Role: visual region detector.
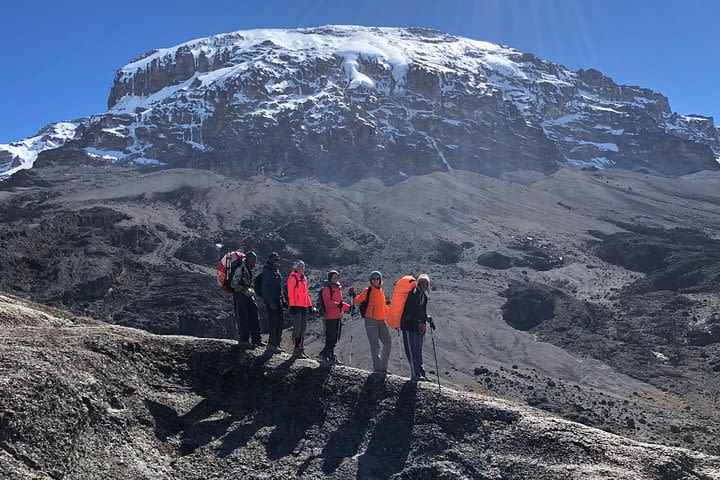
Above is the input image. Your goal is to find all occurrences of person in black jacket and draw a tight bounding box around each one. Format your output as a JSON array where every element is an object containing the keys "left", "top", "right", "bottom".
[
  {"left": 400, "top": 273, "right": 435, "bottom": 381},
  {"left": 260, "top": 252, "right": 284, "bottom": 353}
]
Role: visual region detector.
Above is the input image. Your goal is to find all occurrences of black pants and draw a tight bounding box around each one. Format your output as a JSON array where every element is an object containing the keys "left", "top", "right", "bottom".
[
  {"left": 234, "top": 293, "right": 260, "bottom": 343},
  {"left": 320, "top": 318, "right": 342, "bottom": 357},
  {"left": 266, "top": 302, "right": 284, "bottom": 347}
]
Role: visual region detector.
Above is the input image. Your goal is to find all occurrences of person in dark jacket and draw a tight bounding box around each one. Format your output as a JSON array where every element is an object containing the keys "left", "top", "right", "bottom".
[
  {"left": 318, "top": 270, "right": 350, "bottom": 364},
  {"left": 230, "top": 251, "right": 264, "bottom": 347},
  {"left": 400, "top": 273, "right": 434, "bottom": 381},
  {"left": 260, "top": 252, "right": 284, "bottom": 353}
]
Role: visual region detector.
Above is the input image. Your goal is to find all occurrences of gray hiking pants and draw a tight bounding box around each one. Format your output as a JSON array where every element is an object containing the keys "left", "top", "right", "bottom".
[
  {"left": 365, "top": 318, "right": 391, "bottom": 371},
  {"left": 290, "top": 307, "right": 309, "bottom": 345}
]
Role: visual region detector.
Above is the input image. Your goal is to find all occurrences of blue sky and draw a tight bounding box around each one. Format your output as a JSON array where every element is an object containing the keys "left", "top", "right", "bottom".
[{"left": 2, "top": 0, "right": 718, "bottom": 143}]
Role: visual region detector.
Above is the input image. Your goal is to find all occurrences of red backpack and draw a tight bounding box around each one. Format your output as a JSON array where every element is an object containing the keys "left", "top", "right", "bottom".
[{"left": 217, "top": 251, "right": 246, "bottom": 293}]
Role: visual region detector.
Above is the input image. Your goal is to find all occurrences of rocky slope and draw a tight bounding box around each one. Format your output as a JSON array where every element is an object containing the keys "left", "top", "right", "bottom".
[
  {"left": 1, "top": 292, "right": 719, "bottom": 480},
  {"left": 2, "top": 162, "right": 720, "bottom": 456},
  {"left": 2, "top": 26, "right": 719, "bottom": 180}
]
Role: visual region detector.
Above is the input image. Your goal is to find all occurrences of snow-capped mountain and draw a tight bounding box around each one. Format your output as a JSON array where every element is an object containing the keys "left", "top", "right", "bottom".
[{"left": 2, "top": 26, "right": 719, "bottom": 179}]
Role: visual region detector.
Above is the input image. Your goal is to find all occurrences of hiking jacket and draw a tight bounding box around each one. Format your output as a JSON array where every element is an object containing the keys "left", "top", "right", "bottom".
[
  {"left": 321, "top": 281, "right": 350, "bottom": 320},
  {"left": 261, "top": 263, "right": 282, "bottom": 305},
  {"left": 288, "top": 271, "right": 312, "bottom": 308},
  {"left": 354, "top": 285, "right": 389, "bottom": 322},
  {"left": 230, "top": 261, "right": 254, "bottom": 295},
  {"left": 400, "top": 287, "right": 428, "bottom": 331}
]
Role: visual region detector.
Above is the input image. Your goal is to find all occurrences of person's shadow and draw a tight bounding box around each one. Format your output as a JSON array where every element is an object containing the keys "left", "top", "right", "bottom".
[
  {"left": 319, "top": 373, "right": 389, "bottom": 474},
  {"left": 356, "top": 381, "right": 418, "bottom": 479}
]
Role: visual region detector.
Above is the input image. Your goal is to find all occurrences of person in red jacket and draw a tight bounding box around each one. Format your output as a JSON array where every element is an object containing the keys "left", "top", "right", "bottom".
[
  {"left": 318, "top": 270, "right": 350, "bottom": 364},
  {"left": 287, "top": 260, "right": 312, "bottom": 358},
  {"left": 353, "top": 271, "right": 391, "bottom": 374}
]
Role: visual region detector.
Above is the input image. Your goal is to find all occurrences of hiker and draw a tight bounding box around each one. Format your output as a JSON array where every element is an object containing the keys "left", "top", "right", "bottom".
[
  {"left": 230, "top": 251, "right": 264, "bottom": 347},
  {"left": 318, "top": 270, "right": 350, "bottom": 364},
  {"left": 260, "top": 252, "right": 284, "bottom": 353},
  {"left": 354, "top": 271, "right": 391, "bottom": 374},
  {"left": 287, "top": 260, "right": 312, "bottom": 358},
  {"left": 400, "top": 273, "right": 435, "bottom": 381}
]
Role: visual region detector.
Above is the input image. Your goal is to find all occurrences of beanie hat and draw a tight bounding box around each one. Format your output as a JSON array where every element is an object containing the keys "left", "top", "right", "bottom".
[
  {"left": 246, "top": 251, "right": 257, "bottom": 259},
  {"left": 369, "top": 270, "right": 382, "bottom": 285},
  {"left": 417, "top": 273, "right": 430, "bottom": 287},
  {"left": 327, "top": 270, "right": 339, "bottom": 281},
  {"left": 293, "top": 260, "right": 305, "bottom": 271}
]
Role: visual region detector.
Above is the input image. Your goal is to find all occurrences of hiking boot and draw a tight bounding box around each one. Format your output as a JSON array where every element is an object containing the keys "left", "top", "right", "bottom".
[
  {"left": 331, "top": 357, "right": 343, "bottom": 366},
  {"left": 293, "top": 348, "right": 309, "bottom": 359},
  {"left": 252, "top": 340, "right": 267, "bottom": 348},
  {"left": 418, "top": 375, "right": 431, "bottom": 382},
  {"left": 317, "top": 354, "right": 331, "bottom": 363},
  {"left": 373, "top": 368, "right": 388, "bottom": 375},
  {"left": 265, "top": 345, "right": 281, "bottom": 354}
]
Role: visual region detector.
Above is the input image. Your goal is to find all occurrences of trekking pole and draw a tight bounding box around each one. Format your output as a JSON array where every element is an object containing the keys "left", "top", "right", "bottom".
[
  {"left": 348, "top": 289, "right": 356, "bottom": 367},
  {"left": 430, "top": 323, "right": 441, "bottom": 398}
]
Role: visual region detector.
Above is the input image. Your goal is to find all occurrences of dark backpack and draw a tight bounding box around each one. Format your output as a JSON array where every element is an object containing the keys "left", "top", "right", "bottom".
[
  {"left": 254, "top": 270, "right": 264, "bottom": 299},
  {"left": 316, "top": 286, "right": 327, "bottom": 316},
  {"left": 359, "top": 287, "right": 372, "bottom": 318}
]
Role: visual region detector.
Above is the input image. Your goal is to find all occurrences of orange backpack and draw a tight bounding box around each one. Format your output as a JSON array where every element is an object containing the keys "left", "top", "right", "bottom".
[
  {"left": 386, "top": 275, "right": 417, "bottom": 329},
  {"left": 217, "top": 251, "right": 246, "bottom": 293}
]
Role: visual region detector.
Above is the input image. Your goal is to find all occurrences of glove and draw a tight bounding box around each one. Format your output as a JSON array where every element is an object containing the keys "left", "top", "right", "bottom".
[
  {"left": 418, "top": 323, "right": 427, "bottom": 334},
  {"left": 270, "top": 302, "right": 278, "bottom": 311},
  {"left": 342, "top": 302, "right": 351, "bottom": 312},
  {"left": 337, "top": 302, "right": 343, "bottom": 309},
  {"left": 428, "top": 316, "right": 436, "bottom": 330},
  {"left": 349, "top": 287, "right": 356, "bottom": 297},
  {"left": 309, "top": 306, "right": 317, "bottom": 314}
]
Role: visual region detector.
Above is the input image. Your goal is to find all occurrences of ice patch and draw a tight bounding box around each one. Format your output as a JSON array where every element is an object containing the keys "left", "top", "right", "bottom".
[
  {"left": 652, "top": 351, "right": 669, "bottom": 362},
  {"left": 134, "top": 157, "right": 167, "bottom": 167}
]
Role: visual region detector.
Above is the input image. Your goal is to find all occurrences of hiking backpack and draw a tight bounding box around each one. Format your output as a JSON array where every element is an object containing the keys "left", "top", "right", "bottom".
[
  {"left": 359, "top": 287, "right": 373, "bottom": 318},
  {"left": 386, "top": 275, "right": 417, "bottom": 328},
  {"left": 254, "top": 270, "right": 264, "bottom": 299},
  {"left": 217, "top": 251, "right": 246, "bottom": 293},
  {"left": 316, "top": 286, "right": 327, "bottom": 316}
]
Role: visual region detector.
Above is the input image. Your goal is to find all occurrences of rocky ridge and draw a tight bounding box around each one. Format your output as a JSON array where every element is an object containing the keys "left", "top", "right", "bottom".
[{"left": 1, "top": 292, "right": 719, "bottom": 480}]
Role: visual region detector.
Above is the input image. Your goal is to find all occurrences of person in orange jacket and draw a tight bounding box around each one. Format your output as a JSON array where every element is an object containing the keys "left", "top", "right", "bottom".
[
  {"left": 288, "top": 260, "right": 312, "bottom": 358},
  {"left": 353, "top": 271, "right": 391, "bottom": 374},
  {"left": 318, "top": 270, "right": 350, "bottom": 364}
]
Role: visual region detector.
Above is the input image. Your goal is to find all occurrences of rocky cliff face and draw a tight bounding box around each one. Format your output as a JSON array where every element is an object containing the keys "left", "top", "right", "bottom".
[
  {"left": 2, "top": 26, "right": 719, "bottom": 180},
  {"left": 1, "top": 292, "right": 719, "bottom": 479}
]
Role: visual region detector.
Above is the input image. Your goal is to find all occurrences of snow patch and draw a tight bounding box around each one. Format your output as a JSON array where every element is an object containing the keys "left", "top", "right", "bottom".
[
  {"left": 0, "top": 122, "right": 78, "bottom": 177},
  {"left": 84, "top": 147, "right": 125, "bottom": 160},
  {"left": 134, "top": 157, "right": 167, "bottom": 167}
]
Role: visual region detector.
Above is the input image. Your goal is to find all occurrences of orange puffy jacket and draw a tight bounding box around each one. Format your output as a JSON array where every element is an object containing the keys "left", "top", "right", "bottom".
[
  {"left": 353, "top": 286, "right": 389, "bottom": 321},
  {"left": 288, "top": 271, "right": 312, "bottom": 307}
]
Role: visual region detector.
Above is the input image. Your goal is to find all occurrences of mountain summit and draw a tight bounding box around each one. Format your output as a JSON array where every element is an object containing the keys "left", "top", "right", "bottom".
[{"left": 2, "top": 25, "right": 719, "bottom": 179}]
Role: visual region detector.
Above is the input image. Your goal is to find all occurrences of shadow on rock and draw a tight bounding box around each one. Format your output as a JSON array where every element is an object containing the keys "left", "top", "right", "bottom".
[{"left": 356, "top": 381, "right": 418, "bottom": 480}]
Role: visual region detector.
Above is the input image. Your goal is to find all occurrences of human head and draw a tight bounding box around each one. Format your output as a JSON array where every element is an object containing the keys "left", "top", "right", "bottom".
[
  {"left": 417, "top": 273, "right": 430, "bottom": 292},
  {"left": 369, "top": 271, "right": 382, "bottom": 286},
  {"left": 246, "top": 251, "right": 257, "bottom": 268},
  {"left": 293, "top": 260, "right": 305, "bottom": 273},
  {"left": 327, "top": 270, "right": 339, "bottom": 283},
  {"left": 267, "top": 251, "right": 280, "bottom": 266}
]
